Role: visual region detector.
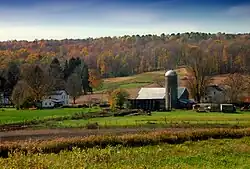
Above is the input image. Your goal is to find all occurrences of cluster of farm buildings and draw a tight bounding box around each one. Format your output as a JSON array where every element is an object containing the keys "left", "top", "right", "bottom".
[
  {"left": 129, "top": 70, "right": 238, "bottom": 112},
  {"left": 0, "top": 90, "right": 69, "bottom": 109},
  {"left": 0, "top": 70, "right": 245, "bottom": 111}
]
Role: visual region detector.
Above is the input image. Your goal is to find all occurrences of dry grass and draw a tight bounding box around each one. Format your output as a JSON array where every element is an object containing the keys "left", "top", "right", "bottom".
[
  {"left": 76, "top": 93, "right": 109, "bottom": 104},
  {"left": 104, "top": 76, "right": 135, "bottom": 83}
]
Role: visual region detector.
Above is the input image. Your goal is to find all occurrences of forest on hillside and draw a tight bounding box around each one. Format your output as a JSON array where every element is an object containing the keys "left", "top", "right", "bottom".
[{"left": 1, "top": 32, "right": 250, "bottom": 78}]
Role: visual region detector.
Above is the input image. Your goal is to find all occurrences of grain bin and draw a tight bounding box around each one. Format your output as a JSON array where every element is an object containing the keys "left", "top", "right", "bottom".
[{"left": 165, "top": 70, "right": 178, "bottom": 110}]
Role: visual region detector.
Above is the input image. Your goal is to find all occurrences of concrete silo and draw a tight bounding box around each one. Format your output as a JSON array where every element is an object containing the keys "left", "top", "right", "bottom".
[{"left": 165, "top": 70, "right": 178, "bottom": 110}]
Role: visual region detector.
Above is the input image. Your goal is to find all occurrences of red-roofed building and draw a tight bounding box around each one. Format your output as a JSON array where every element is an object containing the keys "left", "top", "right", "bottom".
[{"left": 242, "top": 96, "right": 250, "bottom": 103}]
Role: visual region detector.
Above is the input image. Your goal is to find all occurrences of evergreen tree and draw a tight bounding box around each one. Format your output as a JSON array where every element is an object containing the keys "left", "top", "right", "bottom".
[
  {"left": 63, "top": 60, "right": 69, "bottom": 80},
  {"left": 49, "top": 58, "right": 65, "bottom": 90}
]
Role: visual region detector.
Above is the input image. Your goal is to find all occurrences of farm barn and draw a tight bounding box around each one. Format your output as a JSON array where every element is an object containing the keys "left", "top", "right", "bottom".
[{"left": 129, "top": 70, "right": 194, "bottom": 111}]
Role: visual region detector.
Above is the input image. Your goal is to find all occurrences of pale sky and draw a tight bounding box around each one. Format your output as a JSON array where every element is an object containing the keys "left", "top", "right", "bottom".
[{"left": 0, "top": 0, "right": 250, "bottom": 41}]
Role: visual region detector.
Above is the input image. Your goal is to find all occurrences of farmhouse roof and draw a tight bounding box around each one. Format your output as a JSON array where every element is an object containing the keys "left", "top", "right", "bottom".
[
  {"left": 136, "top": 87, "right": 186, "bottom": 100},
  {"left": 206, "top": 85, "right": 225, "bottom": 92},
  {"left": 49, "top": 90, "right": 67, "bottom": 95}
]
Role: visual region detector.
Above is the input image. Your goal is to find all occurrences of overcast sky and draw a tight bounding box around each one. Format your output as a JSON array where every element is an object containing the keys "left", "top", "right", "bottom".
[{"left": 0, "top": 0, "right": 250, "bottom": 40}]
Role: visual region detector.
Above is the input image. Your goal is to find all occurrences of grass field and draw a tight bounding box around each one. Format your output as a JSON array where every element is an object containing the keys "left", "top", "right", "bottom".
[
  {"left": 95, "top": 71, "right": 165, "bottom": 92},
  {"left": 98, "top": 67, "right": 226, "bottom": 92},
  {"left": 1, "top": 137, "right": 250, "bottom": 168},
  {"left": 0, "top": 108, "right": 99, "bottom": 125},
  {"left": 2, "top": 108, "right": 250, "bottom": 128},
  {"left": 45, "top": 111, "right": 250, "bottom": 128}
]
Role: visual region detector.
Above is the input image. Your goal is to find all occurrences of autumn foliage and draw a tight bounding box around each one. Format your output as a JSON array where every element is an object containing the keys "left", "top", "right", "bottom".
[
  {"left": 0, "top": 33, "right": 249, "bottom": 80},
  {"left": 108, "top": 88, "right": 130, "bottom": 110},
  {"left": 88, "top": 69, "right": 103, "bottom": 90}
]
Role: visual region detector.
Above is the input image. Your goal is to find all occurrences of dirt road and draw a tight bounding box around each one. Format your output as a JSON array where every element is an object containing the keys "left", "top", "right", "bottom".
[{"left": 0, "top": 127, "right": 188, "bottom": 142}]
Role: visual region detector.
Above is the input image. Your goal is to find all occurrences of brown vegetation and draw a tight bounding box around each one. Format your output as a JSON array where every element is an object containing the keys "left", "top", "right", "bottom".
[
  {"left": 222, "top": 73, "right": 250, "bottom": 103},
  {"left": 1, "top": 128, "right": 250, "bottom": 158}
]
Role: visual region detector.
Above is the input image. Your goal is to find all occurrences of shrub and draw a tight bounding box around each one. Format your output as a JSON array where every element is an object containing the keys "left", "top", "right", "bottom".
[
  {"left": 108, "top": 88, "right": 130, "bottom": 111},
  {"left": 86, "top": 122, "right": 99, "bottom": 129}
]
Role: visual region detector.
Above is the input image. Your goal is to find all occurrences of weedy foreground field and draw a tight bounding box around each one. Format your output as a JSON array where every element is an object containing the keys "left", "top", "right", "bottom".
[{"left": 1, "top": 137, "right": 250, "bottom": 169}]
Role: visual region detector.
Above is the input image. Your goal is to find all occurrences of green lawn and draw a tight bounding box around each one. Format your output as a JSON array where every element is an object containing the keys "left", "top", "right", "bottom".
[
  {"left": 2, "top": 137, "right": 250, "bottom": 168},
  {"left": 0, "top": 108, "right": 99, "bottom": 125},
  {"left": 47, "top": 110, "right": 250, "bottom": 128},
  {"left": 2, "top": 108, "right": 250, "bottom": 128}
]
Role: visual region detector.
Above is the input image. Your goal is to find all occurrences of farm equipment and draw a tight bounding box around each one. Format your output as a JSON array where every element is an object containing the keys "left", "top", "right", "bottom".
[
  {"left": 241, "top": 105, "right": 250, "bottom": 111},
  {"left": 220, "top": 104, "right": 236, "bottom": 113}
]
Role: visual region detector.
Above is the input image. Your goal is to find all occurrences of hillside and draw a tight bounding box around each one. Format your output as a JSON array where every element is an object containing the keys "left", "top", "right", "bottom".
[
  {"left": 76, "top": 67, "right": 228, "bottom": 104},
  {"left": 0, "top": 33, "right": 250, "bottom": 79}
]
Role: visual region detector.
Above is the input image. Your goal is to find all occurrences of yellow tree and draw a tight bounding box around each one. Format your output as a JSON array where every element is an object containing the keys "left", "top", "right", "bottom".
[{"left": 88, "top": 69, "right": 103, "bottom": 90}]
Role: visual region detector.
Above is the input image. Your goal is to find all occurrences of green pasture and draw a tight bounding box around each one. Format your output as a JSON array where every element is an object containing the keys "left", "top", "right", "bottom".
[
  {"left": 46, "top": 110, "right": 250, "bottom": 128},
  {"left": 2, "top": 137, "right": 250, "bottom": 168},
  {"left": 95, "top": 71, "right": 165, "bottom": 91},
  {"left": 0, "top": 108, "right": 100, "bottom": 125},
  {"left": 2, "top": 108, "right": 250, "bottom": 128}
]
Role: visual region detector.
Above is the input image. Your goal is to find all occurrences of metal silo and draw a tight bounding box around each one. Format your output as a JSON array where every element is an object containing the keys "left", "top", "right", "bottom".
[{"left": 165, "top": 70, "right": 178, "bottom": 110}]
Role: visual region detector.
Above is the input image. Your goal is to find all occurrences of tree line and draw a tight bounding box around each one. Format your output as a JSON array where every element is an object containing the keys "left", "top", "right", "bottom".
[
  {"left": 0, "top": 57, "right": 93, "bottom": 108},
  {"left": 0, "top": 32, "right": 250, "bottom": 105},
  {"left": 0, "top": 32, "right": 250, "bottom": 79}
]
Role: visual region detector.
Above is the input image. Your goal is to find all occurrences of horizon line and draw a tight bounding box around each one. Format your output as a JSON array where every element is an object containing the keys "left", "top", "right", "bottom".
[{"left": 1, "top": 31, "right": 249, "bottom": 42}]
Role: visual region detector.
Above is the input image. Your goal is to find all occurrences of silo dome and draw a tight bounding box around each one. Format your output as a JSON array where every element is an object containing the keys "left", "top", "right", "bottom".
[{"left": 165, "top": 70, "right": 177, "bottom": 77}]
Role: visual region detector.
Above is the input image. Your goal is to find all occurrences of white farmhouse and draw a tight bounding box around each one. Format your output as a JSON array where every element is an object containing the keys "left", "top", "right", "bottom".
[
  {"left": 0, "top": 93, "right": 9, "bottom": 105},
  {"left": 201, "top": 85, "right": 227, "bottom": 104},
  {"left": 42, "top": 90, "right": 70, "bottom": 108}
]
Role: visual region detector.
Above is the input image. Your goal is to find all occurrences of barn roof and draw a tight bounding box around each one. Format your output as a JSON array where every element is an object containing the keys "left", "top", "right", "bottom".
[
  {"left": 136, "top": 87, "right": 187, "bottom": 100},
  {"left": 178, "top": 87, "right": 186, "bottom": 98},
  {"left": 137, "top": 88, "right": 165, "bottom": 99},
  {"left": 206, "top": 85, "right": 224, "bottom": 92}
]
